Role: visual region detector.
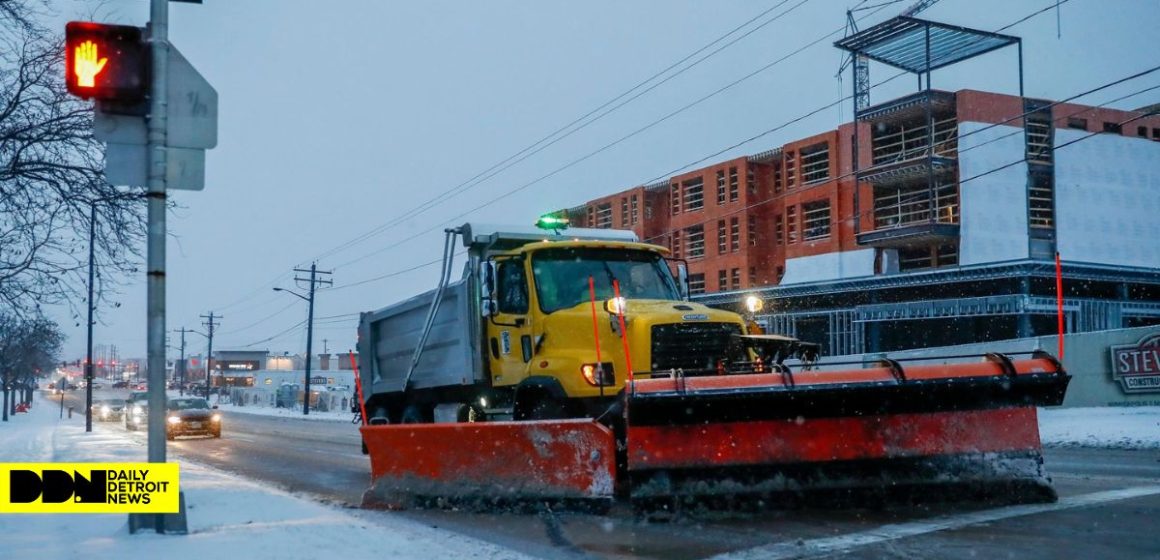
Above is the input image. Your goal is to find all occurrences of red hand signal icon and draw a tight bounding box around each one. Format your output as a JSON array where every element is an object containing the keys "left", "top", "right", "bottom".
[{"left": 74, "top": 40, "right": 108, "bottom": 88}]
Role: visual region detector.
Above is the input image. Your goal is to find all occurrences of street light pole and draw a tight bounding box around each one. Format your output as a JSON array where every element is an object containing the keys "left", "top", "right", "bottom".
[
  {"left": 275, "top": 263, "right": 331, "bottom": 416},
  {"left": 200, "top": 313, "right": 219, "bottom": 400}
]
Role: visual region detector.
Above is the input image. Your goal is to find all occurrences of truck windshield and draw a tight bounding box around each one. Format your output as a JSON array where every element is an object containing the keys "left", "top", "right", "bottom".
[{"left": 531, "top": 247, "right": 680, "bottom": 313}]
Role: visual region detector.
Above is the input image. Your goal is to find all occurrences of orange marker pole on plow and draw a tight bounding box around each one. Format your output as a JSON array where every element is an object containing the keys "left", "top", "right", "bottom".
[
  {"left": 612, "top": 280, "right": 634, "bottom": 383},
  {"left": 350, "top": 349, "right": 368, "bottom": 426},
  {"left": 589, "top": 276, "right": 604, "bottom": 397},
  {"left": 1055, "top": 252, "right": 1065, "bottom": 361}
]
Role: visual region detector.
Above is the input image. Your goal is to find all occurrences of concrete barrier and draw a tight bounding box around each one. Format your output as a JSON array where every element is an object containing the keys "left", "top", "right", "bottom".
[{"left": 819, "top": 325, "right": 1160, "bottom": 408}]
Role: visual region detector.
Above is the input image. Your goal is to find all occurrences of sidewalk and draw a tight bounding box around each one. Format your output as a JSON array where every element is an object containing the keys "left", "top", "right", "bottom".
[{"left": 0, "top": 394, "right": 532, "bottom": 560}]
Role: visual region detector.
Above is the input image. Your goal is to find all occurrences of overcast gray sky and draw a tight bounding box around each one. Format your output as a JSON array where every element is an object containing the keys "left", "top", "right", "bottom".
[{"left": 43, "top": 0, "right": 1160, "bottom": 360}]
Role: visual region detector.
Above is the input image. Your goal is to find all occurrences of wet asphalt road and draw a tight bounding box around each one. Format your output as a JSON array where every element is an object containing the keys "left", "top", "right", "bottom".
[{"left": 68, "top": 388, "right": 1160, "bottom": 559}]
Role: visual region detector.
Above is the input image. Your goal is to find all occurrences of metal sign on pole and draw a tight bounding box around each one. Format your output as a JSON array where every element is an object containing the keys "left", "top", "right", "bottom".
[{"left": 95, "top": 43, "right": 216, "bottom": 190}]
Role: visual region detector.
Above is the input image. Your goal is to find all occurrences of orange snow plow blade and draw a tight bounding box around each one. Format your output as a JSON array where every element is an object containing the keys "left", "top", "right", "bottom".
[
  {"left": 361, "top": 419, "right": 616, "bottom": 509},
  {"left": 624, "top": 352, "right": 1070, "bottom": 506}
]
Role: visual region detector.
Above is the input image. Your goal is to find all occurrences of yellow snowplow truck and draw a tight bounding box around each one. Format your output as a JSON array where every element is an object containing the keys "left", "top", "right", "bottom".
[{"left": 356, "top": 221, "right": 1070, "bottom": 510}]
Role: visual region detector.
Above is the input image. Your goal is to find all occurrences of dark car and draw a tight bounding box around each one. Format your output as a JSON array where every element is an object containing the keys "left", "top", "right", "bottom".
[
  {"left": 165, "top": 397, "right": 221, "bottom": 439},
  {"left": 95, "top": 399, "right": 126, "bottom": 422},
  {"left": 123, "top": 391, "right": 150, "bottom": 430},
  {"left": 112, "top": 381, "right": 129, "bottom": 389}
]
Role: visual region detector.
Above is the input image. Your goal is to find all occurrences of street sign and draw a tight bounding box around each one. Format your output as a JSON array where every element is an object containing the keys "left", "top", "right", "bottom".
[
  {"left": 95, "top": 44, "right": 216, "bottom": 190},
  {"left": 105, "top": 143, "right": 206, "bottom": 191}
]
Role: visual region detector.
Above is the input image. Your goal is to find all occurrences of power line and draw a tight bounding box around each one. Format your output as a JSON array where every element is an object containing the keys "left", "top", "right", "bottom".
[
  {"left": 308, "top": 0, "right": 813, "bottom": 266},
  {"left": 325, "top": 5, "right": 902, "bottom": 273}
]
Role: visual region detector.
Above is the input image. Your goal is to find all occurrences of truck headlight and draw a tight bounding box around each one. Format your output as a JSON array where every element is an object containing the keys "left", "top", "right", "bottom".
[
  {"left": 581, "top": 363, "right": 614, "bottom": 386},
  {"left": 745, "top": 295, "right": 764, "bottom": 313},
  {"left": 211, "top": 414, "right": 221, "bottom": 422},
  {"left": 167, "top": 416, "right": 181, "bottom": 424},
  {"left": 100, "top": 405, "right": 110, "bottom": 414},
  {"left": 604, "top": 297, "right": 627, "bottom": 315},
  {"left": 133, "top": 405, "right": 145, "bottom": 415}
]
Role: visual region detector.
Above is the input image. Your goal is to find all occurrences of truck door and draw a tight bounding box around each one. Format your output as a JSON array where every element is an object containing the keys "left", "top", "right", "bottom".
[{"left": 486, "top": 257, "right": 533, "bottom": 387}]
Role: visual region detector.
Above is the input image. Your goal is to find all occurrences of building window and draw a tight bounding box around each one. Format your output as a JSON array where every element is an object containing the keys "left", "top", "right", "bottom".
[
  {"left": 716, "top": 170, "right": 726, "bottom": 205},
  {"left": 587, "top": 206, "right": 595, "bottom": 227},
  {"left": 730, "top": 217, "right": 740, "bottom": 252},
  {"left": 595, "top": 203, "right": 612, "bottom": 229},
  {"left": 1067, "top": 117, "right": 1087, "bottom": 130},
  {"left": 671, "top": 230, "right": 681, "bottom": 259},
  {"left": 784, "top": 151, "right": 796, "bottom": 189},
  {"left": 1102, "top": 122, "right": 1122, "bottom": 134},
  {"left": 800, "top": 142, "right": 830, "bottom": 184},
  {"left": 683, "top": 178, "right": 704, "bottom": 212},
  {"left": 898, "top": 244, "right": 959, "bottom": 271},
  {"left": 685, "top": 225, "right": 705, "bottom": 259},
  {"left": 645, "top": 201, "right": 653, "bottom": 220},
  {"left": 1153, "top": 128, "right": 1160, "bottom": 140},
  {"left": 787, "top": 205, "right": 798, "bottom": 244},
  {"left": 776, "top": 266, "right": 785, "bottom": 283},
  {"left": 773, "top": 162, "right": 783, "bottom": 194},
  {"left": 728, "top": 167, "right": 739, "bottom": 202},
  {"left": 775, "top": 214, "right": 784, "bottom": 245},
  {"left": 730, "top": 268, "right": 740, "bottom": 290},
  {"left": 802, "top": 200, "right": 831, "bottom": 240},
  {"left": 718, "top": 270, "right": 728, "bottom": 291},
  {"left": 748, "top": 267, "right": 756, "bottom": 285},
  {"left": 747, "top": 167, "right": 757, "bottom": 196},
  {"left": 620, "top": 197, "right": 629, "bottom": 227},
  {"left": 1138, "top": 126, "right": 1149, "bottom": 138},
  {"left": 671, "top": 184, "right": 680, "bottom": 215},
  {"left": 717, "top": 220, "right": 727, "bottom": 254},
  {"left": 748, "top": 214, "right": 757, "bottom": 246},
  {"left": 631, "top": 195, "right": 639, "bottom": 224},
  {"left": 688, "top": 273, "right": 706, "bottom": 295}
]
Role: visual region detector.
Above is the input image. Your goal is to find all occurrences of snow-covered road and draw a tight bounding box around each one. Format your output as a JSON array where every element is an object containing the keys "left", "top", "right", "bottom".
[{"left": 0, "top": 395, "right": 532, "bottom": 560}]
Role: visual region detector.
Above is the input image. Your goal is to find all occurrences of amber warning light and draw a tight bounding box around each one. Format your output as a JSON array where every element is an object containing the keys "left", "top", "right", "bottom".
[{"left": 64, "top": 22, "right": 147, "bottom": 101}]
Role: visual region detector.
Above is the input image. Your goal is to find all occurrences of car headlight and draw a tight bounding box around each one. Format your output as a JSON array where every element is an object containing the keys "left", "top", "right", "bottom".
[
  {"left": 133, "top": 405, "right": 145, "bottom": 414},
  {"left": 101, "top": 406, "right": 110, "bottom": 413},
  {"left": 211, "top": 414, "right": 221, "bottom": 422},
  {"left": 167, "top": 416, "right": 181, "bottom": 424}
]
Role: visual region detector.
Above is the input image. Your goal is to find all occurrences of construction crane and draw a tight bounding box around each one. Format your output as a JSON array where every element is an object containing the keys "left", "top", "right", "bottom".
[{"left": 839, "top": 0, "right": 941, "bottom": 112}]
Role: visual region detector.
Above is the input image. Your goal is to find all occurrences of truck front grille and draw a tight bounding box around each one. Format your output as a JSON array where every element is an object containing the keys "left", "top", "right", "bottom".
[{"left": 650, "top": 322, "right": 740, "bottom": 373}]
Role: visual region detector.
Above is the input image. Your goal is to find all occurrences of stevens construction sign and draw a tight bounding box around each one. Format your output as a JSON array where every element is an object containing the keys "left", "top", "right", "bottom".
[{"left": 1110, "top": 333, "right": 1160, "bottom": 394}]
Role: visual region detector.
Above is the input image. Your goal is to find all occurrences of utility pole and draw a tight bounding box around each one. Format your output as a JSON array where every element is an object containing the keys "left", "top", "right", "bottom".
[
  {"left": 200, "top": 313, "right": 220, "bottom": 400},
  {"left": 173, "top": 328, "right": 188, "bottom": 396},
  {"left": 279, "top": 264, "right": 331, "bottom": 415}
]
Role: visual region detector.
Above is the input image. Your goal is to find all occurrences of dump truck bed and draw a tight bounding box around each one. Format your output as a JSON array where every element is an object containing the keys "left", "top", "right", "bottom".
[{"left": 358, "top": 277, "right": 482, "bottom": 396}]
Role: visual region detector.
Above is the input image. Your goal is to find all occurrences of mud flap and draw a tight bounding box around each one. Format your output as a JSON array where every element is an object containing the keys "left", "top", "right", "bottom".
[{"left": 361, "top": 419, "right": 616, "bottom": 510}]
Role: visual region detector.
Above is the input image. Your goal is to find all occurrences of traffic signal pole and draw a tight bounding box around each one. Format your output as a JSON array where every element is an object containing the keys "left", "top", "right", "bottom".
[{"left": 145, "top": 0, "right": 168, "bottom": 469}]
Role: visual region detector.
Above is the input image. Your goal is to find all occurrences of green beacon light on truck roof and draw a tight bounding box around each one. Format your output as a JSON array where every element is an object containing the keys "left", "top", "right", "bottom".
[{"left": 535, "top": 214, "right": 570, "bottom": 233}]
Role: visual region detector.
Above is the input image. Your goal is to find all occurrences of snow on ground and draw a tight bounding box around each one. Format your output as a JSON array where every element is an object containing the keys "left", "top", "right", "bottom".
[
  {"left": 214, "top": 402, "right": 355, "bottom": 422},
  {"left": 1039, "top": 406, "right": 1160, "bottom": 449},
  {"left": 0, "top": 394, "right": 532, "bottom": 560}
]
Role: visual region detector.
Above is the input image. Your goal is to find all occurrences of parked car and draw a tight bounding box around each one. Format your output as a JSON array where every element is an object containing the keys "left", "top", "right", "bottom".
[
  {"left": 112, "top": 381, "right": 129, "bottom": 389},
  {"left": 123, "top": 391, "right": 150, "bottom": 430},
  {"left": 165, "top": 397, "right": 221, "bottom": 440},
  {"left": 95, "top": 399, "right": 126, "bottom": 422}
]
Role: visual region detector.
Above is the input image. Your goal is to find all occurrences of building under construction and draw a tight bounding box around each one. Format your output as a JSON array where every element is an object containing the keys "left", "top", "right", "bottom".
[{"left": 557, "top": 16, "right": 1160, "bottom": 356}]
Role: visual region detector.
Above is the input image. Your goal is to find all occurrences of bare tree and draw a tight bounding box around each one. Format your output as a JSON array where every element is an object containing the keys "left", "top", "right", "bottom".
[
  {"left": 0, "top": 312, "right": 63, "bottom": 420},
  {"left": 0, "top": 0, "right": 145, "bottom": 319}
]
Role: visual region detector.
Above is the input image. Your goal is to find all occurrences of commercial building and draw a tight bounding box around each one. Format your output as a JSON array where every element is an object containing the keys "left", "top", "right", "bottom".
[{"left": 557, "top": 16, "right": 1160, "bottom": 355}]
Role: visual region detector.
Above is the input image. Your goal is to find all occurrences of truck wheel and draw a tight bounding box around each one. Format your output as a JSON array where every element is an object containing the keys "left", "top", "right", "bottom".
[
  {"left": 400, "top": 404, "right": 432, "bottom": 424},
  {"left": 527, "top": 397, "right": 570, "bottom": 420}
]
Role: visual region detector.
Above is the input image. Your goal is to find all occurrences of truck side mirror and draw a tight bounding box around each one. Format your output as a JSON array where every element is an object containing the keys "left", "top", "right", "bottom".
[
  {"left": 481, "top": 260, "right": 497, "bottom": 317},
  {"left": 677, "top": 262, "right": 690, "bottom": 301}
]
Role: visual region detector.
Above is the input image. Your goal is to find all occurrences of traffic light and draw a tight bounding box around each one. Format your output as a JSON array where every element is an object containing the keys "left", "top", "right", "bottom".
[{"left": 64, "top": 22, "right": 147, "bottom": 101}]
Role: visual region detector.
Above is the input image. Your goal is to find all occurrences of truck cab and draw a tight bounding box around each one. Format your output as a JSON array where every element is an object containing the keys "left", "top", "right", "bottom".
[{"left": 485, "top": 239, "right": 746, "bottom": 418}]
